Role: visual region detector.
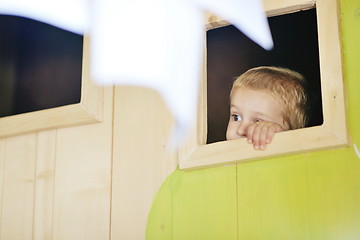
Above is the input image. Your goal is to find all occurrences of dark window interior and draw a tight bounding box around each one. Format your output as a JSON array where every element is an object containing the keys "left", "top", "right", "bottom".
[
  {"left": 0, "top": 15, "right": 83, "bottom": 118},
  {"left": 206, "top": 8, "right": 323, "bottom": 144}
]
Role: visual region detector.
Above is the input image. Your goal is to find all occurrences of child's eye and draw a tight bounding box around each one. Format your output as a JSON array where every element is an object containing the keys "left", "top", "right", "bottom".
[
  {"left": 254, "top": 119, "right": 263, "bottom": 123},
  {"left": 231, "top": 114, "right": 242, "bottom": 121}
]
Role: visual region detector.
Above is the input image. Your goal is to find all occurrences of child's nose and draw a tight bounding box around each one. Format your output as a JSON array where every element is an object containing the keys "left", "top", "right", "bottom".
[{"left": 236, "top": 121, "right": 249, "bottom": 137}]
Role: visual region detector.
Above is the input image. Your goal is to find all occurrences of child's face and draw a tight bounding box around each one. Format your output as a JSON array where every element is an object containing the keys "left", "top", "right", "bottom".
[{"left": 226, "top": 87, "right": 289, "bottom": 140}]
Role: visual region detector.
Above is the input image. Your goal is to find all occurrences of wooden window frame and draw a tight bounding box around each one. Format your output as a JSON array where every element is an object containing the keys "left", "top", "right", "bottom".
[
  {"left": 0, "top": 36, "right": 104, "bottom": 138},
  {"left": 179, "top": 0, "right": 349, "bottom": 170}
]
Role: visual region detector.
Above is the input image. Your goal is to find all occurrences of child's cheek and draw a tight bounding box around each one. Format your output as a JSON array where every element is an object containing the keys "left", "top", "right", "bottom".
[{"left": 226, "top": 123, "right": 236, "bottom": 140}]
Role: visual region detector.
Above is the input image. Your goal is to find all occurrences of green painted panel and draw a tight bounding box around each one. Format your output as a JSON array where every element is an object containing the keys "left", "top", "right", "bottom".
[
  {"left": 146, "top": 170, "right": 173, "bottom": 240},
  {"left": 147, "top": 0, "right": 360, "bottom": 239},
  {"left": 341, "top": 0, "right": 360, "bottom": 145},
  {"left": 237, "top": 154, "right": 311, "bottom": 239},
  {"left": 147, "top": 166, "right": 238, "bottom": 240},
  {"left": 237, "top": 148, "right": 360, "bottom": 239}
]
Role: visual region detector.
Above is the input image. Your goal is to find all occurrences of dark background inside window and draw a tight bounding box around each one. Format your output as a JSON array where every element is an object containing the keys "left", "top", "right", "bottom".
[
  {"left": 0, "top": 15, "right": 83, "bottom": 118},
  {"left": 206, "top": 8, "right": 323, "bottom": 144}
]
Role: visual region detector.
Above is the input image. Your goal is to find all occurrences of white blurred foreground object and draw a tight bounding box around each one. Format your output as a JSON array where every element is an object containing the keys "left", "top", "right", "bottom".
[{"left": 0, "top": 0, "right": 273, "bottom": 146}]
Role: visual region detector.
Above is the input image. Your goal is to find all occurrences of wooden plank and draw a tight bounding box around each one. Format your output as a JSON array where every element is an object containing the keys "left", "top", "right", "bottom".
[
  {"left": 262, "top": 0, "right": 315, "bottom": 16},
  {"left": 180, "top": 126, "right": 347, "bottom": 170},
  {"left": 205, "top": 0, "right": 315, "bottom": 28},
  {"left": 33, "top": 130, "right": 57, "bottom": 240},
  {"left": 111, "top": 86, "right": 178, "bottom": 240},
  {"left": 316, "top": 0, "right": 348, "bottom": 141},
  {"left": 52, "top": 87, "right": 113, "bottom": 240},
  {"left": 79, "top": 36, "right": 104, "bottom": 122},
  {"left": 179, "top": 43, "right": 207, "bottom": 164},
  {"left": 0, "top": 134, "right": 37, "bottom": 240},
  {"left": 0, "top": 104, "right": 99, "bottom": 142}
]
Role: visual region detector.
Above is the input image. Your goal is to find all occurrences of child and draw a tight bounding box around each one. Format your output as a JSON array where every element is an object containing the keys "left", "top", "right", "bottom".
[{"left": 226, "top": 66, "right": 309, "bottom": 150}]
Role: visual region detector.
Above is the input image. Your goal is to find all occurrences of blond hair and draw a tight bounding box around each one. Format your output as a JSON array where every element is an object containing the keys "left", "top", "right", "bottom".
[{"left": 230, "top": 66, "right": 309, "bottom": 129}]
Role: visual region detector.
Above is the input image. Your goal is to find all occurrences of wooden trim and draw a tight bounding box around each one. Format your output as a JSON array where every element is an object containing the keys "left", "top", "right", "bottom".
[
  {"left": 33, "top": 130, "right": 57, "bottom": 239},
  {"left": 0, "top": 36, "right": 104, "bottom": 138},
  {"left": 205, "top": 0, "right": 316, "bottom": 30},
  {"left": 180, "top": 0, "right": 349, "bottom": 170},
  {"left": 263, "top": 0, "right": 316, "bottom": 17}
]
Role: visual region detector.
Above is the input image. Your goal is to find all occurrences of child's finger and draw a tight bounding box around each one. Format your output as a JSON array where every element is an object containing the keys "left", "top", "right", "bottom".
[
  {"left": 250, "top": 124, "right": 263, "bottom": 150},
  {"left": 246, "top": 124, "right": 256, "bottom": 144},
  {"left": 259, "top": 126, "right": 270, "bottom": 150},
  {"left": 266, "top": 127, "right": 277, "bottom": 144}
]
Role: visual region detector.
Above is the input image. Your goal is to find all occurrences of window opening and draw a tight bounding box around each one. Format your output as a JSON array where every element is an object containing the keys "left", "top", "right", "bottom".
[
  {"left": 206, "top": 8, "right": 322, "bottom": 144},
  {"left": 0, "top": 15, "right": 83, "bottom": 118}
]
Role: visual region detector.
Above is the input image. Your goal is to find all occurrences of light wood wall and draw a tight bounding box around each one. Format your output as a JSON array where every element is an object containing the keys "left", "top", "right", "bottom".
[{"left": 0, "top": 86, "right": 177, "bottom": 239}]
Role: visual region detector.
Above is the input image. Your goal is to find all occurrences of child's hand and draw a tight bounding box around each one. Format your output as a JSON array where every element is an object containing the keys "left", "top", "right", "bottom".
[{"left": 246, "top": 121, "right": 284, "bottom": 150}]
